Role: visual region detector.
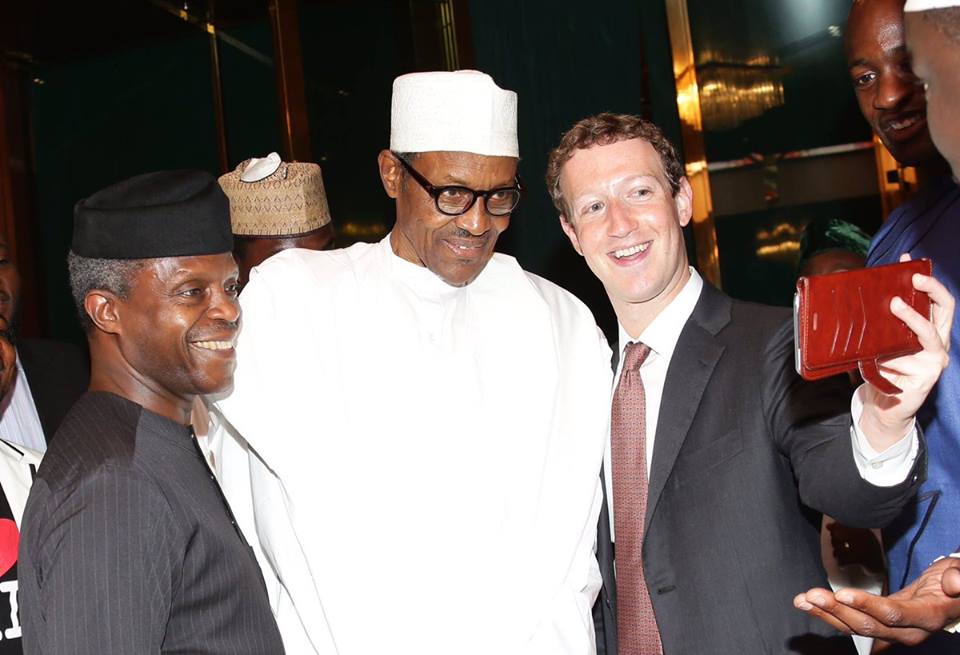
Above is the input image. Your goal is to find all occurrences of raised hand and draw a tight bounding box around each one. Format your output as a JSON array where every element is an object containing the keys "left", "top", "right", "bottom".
[
  {"left": 794, "top": 555, "right": 960, "bottom": 646},
  {"left": 858, "top": 253, "right": 954, "bottom": 451}
]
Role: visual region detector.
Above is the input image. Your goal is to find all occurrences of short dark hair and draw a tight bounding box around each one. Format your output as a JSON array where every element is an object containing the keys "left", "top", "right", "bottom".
[
  {"left": 67, "top": 251, "right": 147, "bottom": 332},
  {"left": 922, "top": 7, "right": 960, "bottom": 42},
  {"left": 545, "top": 112, "right": 685, "bottom": 220}
]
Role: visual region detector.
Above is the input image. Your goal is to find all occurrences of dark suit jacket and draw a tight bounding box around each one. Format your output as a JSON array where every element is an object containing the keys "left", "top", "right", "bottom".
[
  {"left": 17, "top": 339, "right": 90, "bottom": 444},
  {"left": 595, "top": 282, "right": 926, "bottom": 655}
]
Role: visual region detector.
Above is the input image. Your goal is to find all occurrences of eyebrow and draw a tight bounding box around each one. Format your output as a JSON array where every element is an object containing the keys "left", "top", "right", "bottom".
[
  {"left": 848, "top": 46, "right": 908, "bottom": 70},
  {"left": 439, "top": 174, "right": 515, "bottom": 188}
]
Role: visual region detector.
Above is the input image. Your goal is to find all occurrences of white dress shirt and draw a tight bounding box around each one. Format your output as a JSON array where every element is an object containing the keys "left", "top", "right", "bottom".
[
  {"left": 0, "top": 354, "right": 47, "bottom": 453},
  {"left": 605, "top": 268, "right": 919, "bottom": 538}
]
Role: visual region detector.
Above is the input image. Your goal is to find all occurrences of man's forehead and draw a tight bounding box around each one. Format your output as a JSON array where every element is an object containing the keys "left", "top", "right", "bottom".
[
  {"left": 415, "top": 150, "right": 519, "bottom": 179},
  {"left": 562, "top": 140, "right": 666, "bottom": 190},
  {"left": 847, "top": 0, "right": 906, "bottom": 58},
  {"left": 416, "top": 150, "right": 518, "bottom": 163}
]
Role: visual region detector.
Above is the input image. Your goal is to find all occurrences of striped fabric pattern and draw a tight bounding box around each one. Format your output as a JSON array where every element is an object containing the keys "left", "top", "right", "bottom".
[{"left": 18, "top": 392, "right": 284, "bottom": 654}]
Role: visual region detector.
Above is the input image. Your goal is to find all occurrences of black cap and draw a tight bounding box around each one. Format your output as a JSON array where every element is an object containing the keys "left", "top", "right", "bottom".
[{"left": 72, "top": 170, "right": 233, "bottom": 259}]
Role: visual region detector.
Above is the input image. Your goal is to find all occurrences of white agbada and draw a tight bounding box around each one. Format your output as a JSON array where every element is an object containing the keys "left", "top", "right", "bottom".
[{"left": 215, "top": 235, "right": 612, "bottom": 654}]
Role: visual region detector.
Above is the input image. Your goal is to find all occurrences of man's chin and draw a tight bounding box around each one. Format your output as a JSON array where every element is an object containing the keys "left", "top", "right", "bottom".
[
  {"left": 436, "top": 267, "right": 485, "bottom": 288},
  {"left": 883, "top": 137, "right": 940, "bottom": 170},
  {"left": 430, "top": 259, "right": 492, "bottom": 288}
]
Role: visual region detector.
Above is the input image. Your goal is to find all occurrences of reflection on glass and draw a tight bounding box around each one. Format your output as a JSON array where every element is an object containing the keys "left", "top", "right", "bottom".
[
  {"left": 697, "top": 55, "right": 784, "bottom": 131},
  {"left": 676, "top": 0, "right": 883, "bottom": 307}
]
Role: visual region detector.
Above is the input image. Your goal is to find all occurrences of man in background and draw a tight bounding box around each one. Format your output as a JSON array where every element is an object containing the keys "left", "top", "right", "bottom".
[
  {"left": 797, "top": 217, "right": 871, "bottom": 277},
  {"left": 847, "top": 1, "right": 960, "bottom": 598},
  {"left": 0, "top": 234, "right": 88, "bottom": 451},
  {"left": 0, "top": 313, "right": 42, "bottom": 654},
  {"left": 219, "top": 152, "right": 334, "bottom": 287},
  {"left": 796, "top": 0, "right": 960, "bottom": 648}
]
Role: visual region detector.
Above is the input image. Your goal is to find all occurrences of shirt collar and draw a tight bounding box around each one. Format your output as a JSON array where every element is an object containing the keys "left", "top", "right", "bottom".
[{"left": 617, "top": 267, "right": 703, "bottom": 363}]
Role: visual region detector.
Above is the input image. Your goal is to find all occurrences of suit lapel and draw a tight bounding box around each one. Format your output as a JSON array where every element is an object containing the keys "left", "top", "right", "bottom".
[{"left": 644, "top": 284, "right": 730, "bottom": 530}]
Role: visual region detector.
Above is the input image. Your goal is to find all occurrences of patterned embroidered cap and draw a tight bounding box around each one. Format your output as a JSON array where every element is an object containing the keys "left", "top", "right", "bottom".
[{"left": 218, "top": 154, "right": 332, "bottom": 237}]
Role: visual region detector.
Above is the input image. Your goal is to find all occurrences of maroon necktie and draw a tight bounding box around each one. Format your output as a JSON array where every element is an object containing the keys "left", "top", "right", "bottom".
[{"left": 612, "top": 342, "right": 662, "bottom": 655}]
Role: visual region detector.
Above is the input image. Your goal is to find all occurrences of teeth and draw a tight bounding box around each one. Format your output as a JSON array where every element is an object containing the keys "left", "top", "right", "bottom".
[
  {"left": 890, "top": 115, "right": 920, "bottom": 130},
  {"left": 191, "top": 340, "right": 234, "bottom": 351},
  {"left": 613, "top": 243, "right": 649, "bottom": 259}
]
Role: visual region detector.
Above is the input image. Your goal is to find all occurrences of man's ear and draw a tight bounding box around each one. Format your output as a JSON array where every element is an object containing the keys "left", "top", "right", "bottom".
[
  {"left": 84, "top": 291, "right": 123, "bottom": 335},
  {"left": 674, "top": 177, "right": 694, "bottom": 228},
  {"left": 558, "top": 215, "right": 584, "bottom": 256},
  {"left": 378, "top": 150, "right": 402, "bottom": 199}
]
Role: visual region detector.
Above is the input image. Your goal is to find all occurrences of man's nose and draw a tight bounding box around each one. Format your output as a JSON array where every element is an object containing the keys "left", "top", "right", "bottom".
[
  {"left": 454, "top": 199, "right": 494, "bottom": 236},
  {"left": 208, "top": 287, "right": 241, "bottom": 325},
  {"left": 874, "top": 69, "right": 914, "bottom": 110},
  {"left": 607, "top": 199, "right": 637, "bottom": 238}
]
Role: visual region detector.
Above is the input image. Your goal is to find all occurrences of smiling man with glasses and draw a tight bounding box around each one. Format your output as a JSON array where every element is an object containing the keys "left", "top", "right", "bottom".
[{"left": 211, "top": 70, "right": 613, "bottom": 654}]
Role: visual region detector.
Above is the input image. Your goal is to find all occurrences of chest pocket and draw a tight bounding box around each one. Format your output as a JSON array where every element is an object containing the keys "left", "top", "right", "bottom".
[{"left": 672, "top": 428, "right": 744, "bottom": 487}]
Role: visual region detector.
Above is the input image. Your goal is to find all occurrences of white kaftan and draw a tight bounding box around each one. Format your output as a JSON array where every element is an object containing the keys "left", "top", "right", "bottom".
[{"left": 216, "top": 235, "right": 612, "bottom": 654}]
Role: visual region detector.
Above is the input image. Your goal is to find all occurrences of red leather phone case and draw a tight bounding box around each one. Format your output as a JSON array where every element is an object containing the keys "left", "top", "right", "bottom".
[{"left": 795, "top": 258, "right": 931, "bottom": 394}]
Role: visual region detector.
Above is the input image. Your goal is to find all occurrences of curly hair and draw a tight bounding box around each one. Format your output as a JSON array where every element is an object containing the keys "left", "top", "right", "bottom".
[{"left": 545, "top": 112, "right": 685, "bottom": 220}]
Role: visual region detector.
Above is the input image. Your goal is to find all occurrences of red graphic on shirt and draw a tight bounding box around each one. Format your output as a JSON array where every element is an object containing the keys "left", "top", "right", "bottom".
[{"left": 0, "top": 520, "right": 17, "bottom": 578}]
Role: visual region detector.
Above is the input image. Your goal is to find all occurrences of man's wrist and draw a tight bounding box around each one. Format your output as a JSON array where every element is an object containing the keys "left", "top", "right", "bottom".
[{"left": 858, "top": 404, "right": 914, "bottom": 452}]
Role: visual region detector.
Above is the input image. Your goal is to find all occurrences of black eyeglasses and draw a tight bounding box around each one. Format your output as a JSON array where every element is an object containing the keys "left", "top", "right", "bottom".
[{"left": 393, "top": 153, "right": 523, "bottom": 217}]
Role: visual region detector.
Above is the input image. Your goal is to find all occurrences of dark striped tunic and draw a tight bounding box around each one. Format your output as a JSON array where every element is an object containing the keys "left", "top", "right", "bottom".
[{"left": 18, "top": 392, "right": 284, "bottom": 655}]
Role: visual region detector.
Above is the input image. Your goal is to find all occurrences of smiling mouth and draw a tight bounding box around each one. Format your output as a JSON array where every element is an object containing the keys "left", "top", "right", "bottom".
[
  {"left": 444, "top": 239, "right": 488, "bottom": 256},
  {"left": 882, "top": 110, "right": 926, "bottom": 136},
  {"left": 189, "top": 340, "right": 235, "bottom": 351},
  {"left": 612, "top": 242, "right": 650, "bottom": 259}
]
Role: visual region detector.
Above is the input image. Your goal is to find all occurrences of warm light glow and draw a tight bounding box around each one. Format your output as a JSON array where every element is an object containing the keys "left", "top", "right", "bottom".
[
  {"left": 338, "top": 222, "right": 389, "bottom": 239},
  {"left": 697, "top": 60, "right": 785, "bottom": 131},
  {"left": 756, "top": 241, "right": 801, "bottom": 257},
  {"left": 755, "top": 222, "right": 802, "bottom": 259}
]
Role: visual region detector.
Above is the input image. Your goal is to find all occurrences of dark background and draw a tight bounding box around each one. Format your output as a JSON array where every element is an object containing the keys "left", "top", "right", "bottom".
[{"left": 1, "top": 0, "right": 883, "bottom": 345}]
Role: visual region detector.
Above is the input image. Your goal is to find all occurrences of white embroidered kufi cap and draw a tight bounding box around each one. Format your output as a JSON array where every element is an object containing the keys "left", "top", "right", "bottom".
[
  {"left": 905, "top": 0, "right": 960, "bottom": 10},
  {"left": 218, "top": 152, "right": 332, "bottom": 237},
  {"left": 390, "top": 70, "right": 518, "bottom": 158}
]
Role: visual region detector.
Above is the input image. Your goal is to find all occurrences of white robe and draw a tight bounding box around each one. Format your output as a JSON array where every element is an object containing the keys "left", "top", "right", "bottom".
[{"left": 215, "top": 236, "right": 612, "bottom": 654}]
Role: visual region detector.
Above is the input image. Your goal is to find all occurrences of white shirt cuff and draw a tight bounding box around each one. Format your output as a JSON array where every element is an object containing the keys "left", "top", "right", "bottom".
[{"left": 849, "top": 385, "right": 919, "bottom": 487}]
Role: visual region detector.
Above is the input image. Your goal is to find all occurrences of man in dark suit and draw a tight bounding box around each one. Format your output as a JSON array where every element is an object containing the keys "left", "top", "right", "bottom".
[
  {"left": 0, "top": 234, "right": 88, "bottom": 449},
  {"left": 546, "top": 113, "right": 954, "bottom": 655}
]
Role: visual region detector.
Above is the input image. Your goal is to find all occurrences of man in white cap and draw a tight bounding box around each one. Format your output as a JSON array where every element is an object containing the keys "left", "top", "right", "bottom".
[
  {"left": 213, "top": 70, "right": 611, "bottom": 654},
  {"left": 904, "top": 1, "right": 960, "bottom": 178}
]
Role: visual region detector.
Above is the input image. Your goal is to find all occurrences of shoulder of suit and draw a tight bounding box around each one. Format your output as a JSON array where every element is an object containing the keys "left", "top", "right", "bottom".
[
  {"left": 720, "top": 297, "right": 792, "bottom": 349},
  {"left": 726, "top": 296, "right": 790, "bottom": 325},
  {"left": 40, "top": 393, "right": 145, "bottom": 490}
]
